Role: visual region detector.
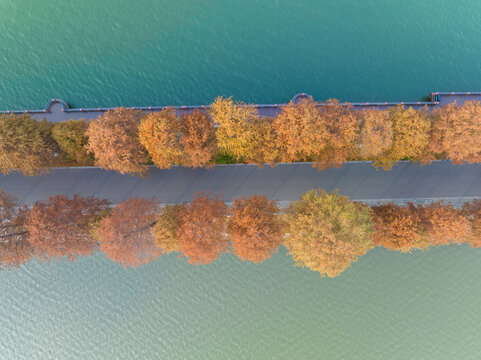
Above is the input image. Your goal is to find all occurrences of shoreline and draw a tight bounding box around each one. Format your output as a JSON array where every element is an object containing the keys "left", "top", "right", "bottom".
[{"left": 2, "top": 91, "right": 480, "bottom": 123}]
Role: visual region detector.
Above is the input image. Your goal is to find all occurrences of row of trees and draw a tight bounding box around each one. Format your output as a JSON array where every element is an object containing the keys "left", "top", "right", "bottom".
[
  {"left": 1, "top": 189, "right": 480, "bottom": 277},
  {"left": 2, "top": 98, "right": 481, "bottom": 175}
]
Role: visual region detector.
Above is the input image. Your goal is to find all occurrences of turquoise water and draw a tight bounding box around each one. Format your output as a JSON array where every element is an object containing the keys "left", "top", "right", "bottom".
[
  {"left": 2, "top": 1, "right": 481, "bottom": 359},
  {"left": 1, "top": 0, "right": 481, "bottom": 109}
]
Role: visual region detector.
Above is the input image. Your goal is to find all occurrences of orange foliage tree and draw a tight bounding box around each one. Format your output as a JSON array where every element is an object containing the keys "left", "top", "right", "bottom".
[
  {"left": 273, "top": 98, "right": 358, "bottom": 169},
  {"left": 86, "top": 107, "right": 148, "bottom": 175},
  {"left": 26, "top": 195, "right": 109, "bottom": 260},
  {"left": 357, "top": 108, "right": 393, "bottom": 165},
  {"left": 371, "top": 203, "right": 427, "bottom": 252},
  {"left": 178, "top": 192, "right": 228, "bottom": 264},
  {"left": 273, "top": 98, "right": 329, "bottom": 163},
  {"left": 0, "top": 190, "right": 32, "bottom": 269},
  {"left": 97, "top": 197, "right": 161, "bottom": 267},
  {"left": 419, "top": 202, "right": 471, "bottom": 246},
  {"left": 430, "top": 101, "right": 481, "bottom": 164},
  {"left": 138, "top": 109, "right": 183, "bottom": 169},
  {"left": 179, "top": 110, "right": 217, "bottom": 167},
  {"left": 284, "top": 190, "right": 373, "bottom": 277},
  {"left": 228, "top": 194, "right": 284, "bottom": 264},
  {"left": 461, "top": 199, "right": 481, "bottom": 247}
]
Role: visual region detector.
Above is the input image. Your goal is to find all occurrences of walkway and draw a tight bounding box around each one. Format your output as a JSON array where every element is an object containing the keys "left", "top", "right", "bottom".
[
  {"left": 1, "top": 161, "right": 480, "bottom": 206},
  {"left": 0, "top": 92, "right": 480, "bottom": 122}
]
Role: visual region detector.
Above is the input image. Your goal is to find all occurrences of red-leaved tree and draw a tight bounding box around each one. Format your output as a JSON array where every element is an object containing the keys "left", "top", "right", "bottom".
[
  {"left": 178, "top": 192, "right": 228, "bottom": 264},
  {"left": 26, "top": 195, "right": 109, "bottom": 260},
  {"left": 97, "top": 197, "right": 161, "bottom": 267}
]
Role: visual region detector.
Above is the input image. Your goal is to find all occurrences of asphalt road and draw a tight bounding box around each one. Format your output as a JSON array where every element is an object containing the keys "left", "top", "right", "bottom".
[{"left": 1, "top": 161, "right": 480, "bottom": 206}]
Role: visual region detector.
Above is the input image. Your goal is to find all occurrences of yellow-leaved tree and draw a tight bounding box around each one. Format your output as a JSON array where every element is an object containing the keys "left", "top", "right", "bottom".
[{"left": 284, "top": 189, "right": 373, "bottom": 277}]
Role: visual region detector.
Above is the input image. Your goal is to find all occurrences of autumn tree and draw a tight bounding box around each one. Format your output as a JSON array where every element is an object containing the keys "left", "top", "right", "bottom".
[
  {"left": 97, "top": 197, "right": 161, "bottom": 267},
  {"left": 26, "top": 195, "right": 109, "bottom": 260},
  {"left": 371, "top": 203, "right": 428, "bottom": 252},
  {"left": 86, "top": 107, "right": 148, "bottom": 175},
  {"left": 179, "top": 110, "right": 217, "bottom": 167},
  {"left": 376, "top": 106, "right": 430, "bottom": 170},
  {"left": 0, "top": 114, "right": 54, "bottom": 175},
  {"left": 420, "top": 202, "right": 471, "bottom": 246},
  {"left": 210, "top": 96, "right": 260, "bottom": 162},
  {"left": 284, "top": 190, "right": 373, "bottom": 277},
  {"left": 462, "top": 199, "right": 481, "bottom": 247},
  {"left": 430, "top": 101, "right": 481, "bottom": 164},
  {"left": 273, "top": 98, "right": 358, "bottom": 169},
  {"left": 153, "top": 203, "right": 186, "bottom": 254},
  {"left": 138, "top": 109, "right": 183, "bottom": 169},
  {"left": 0, "top": 190, "right": 32, "bottom": 269},
  {"left": 52, "top": 119, "right": 93, "bottom": 165},
  {"left": 273, "top": 98, "right": 329, "bottom": 163},
  {"left": 250, "top": 117, "right": 280, "bottom": 165},
  {"left": 357, "top": 108, "right": 392, "bottom": 165},
  {"left": 177, "top": 192, "right": 228, "bottom": 264},
  {"left": 228, "top": 194, "right": 284, "bottom": 264}
]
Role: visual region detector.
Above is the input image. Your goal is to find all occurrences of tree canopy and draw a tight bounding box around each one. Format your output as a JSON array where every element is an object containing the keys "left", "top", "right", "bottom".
[
  {"left": 178, "top": 192, "right": 228, "bottom": 264},
  {"left": 179, "top": 110, "right": 217, "bottom": 168},
  {"left": 138, "top": 109, "right": 183, "bottom": 169},
  {"left": 52, "top": 119, "right": 93, "bottom": 165},
  {"left": 97, "top": 197, "right": 161, "bottom": 267},
  {"left": 86, "top": 107, "right": 148, "bottom": 175},
  {"left": 229, "top": 194, "right": 284, "bottom": 264},
  {"left": 0, "top": 114, "right": 53, "bottom": 175},
  {"left": 0, "top": 190, "right": 32, "bottom": 269},
  {"left": 153, "top": 203, "right": 185, "bottom": 254},
  {"left": 27, "top": 195, "right": 109, "bottom": 260},
  {"left": 431, "top": 101, "right": 481, "bottom": 164},
  {"left": 284, "top": 190, "right": 373, "bottom": 277},
  {"left": 210, "top": 96, "right": 260, "bottom": 162}
]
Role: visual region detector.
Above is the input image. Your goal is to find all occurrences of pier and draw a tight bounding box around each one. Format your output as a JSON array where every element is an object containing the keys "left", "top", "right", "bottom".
[{"left": 0, "top": 92, "right": 480, "bottom": 122}]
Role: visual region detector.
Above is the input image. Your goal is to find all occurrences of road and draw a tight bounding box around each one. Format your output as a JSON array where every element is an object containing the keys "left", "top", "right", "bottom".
[{"left": 1, "top": 161, "right": 480, "bottom": 206}]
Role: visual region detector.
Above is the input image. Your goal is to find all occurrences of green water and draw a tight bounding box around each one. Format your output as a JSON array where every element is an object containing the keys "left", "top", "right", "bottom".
[
  {"left": 1, "top": 1, "right": 481, "bottom": 359},
  {"left": 1, "top": 0, "right": 481, "bottom": 109}
]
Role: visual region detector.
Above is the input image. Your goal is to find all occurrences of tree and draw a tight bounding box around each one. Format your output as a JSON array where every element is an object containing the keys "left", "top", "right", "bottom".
[
  {"left": 26, "top": 195, "right": 109, "bottom": 260},
  {"left": 462, "top": 199, "right": 481, "bottom": 247},
  {"left": 273, "top": 99, "right": 358, "bottom": 169},
  {"left": 430, "top": 101, "right": 481, "bottom": 164},
  {"left": 371, "top": 203, "right": 428, "bottom": 252},
  {"left": 153, "top": 203, "right": 185, "bottom": 254},
  {"left": 228, "top": 194, "right": 284, "bottom": 264},
  {"left": 378, "top": 106, "right": 430, "bottom": 169},
  {"left": 420, "top": 202, "right": 471, "bottom": 246},
  {"left": 0, "top": 190, "right": 32, "bottom": 269},
  {"left": 0, "top": 114, "right": 53, "bottom": 175},
  {"left": 284, "top": 190, "right": 374, "bottom": 277},
  {"left": 180, "top": 110, "right": 217, "bottom": 167},
  {"left": 250, "top": 117, "right": 280, "bottom": 166},
  {"left": 138, "top": 109, "right": 183, "bottom": 169},
  {"left": 210, "top": 96, "right": 260, "bottom": 162},
  {"left": 357, "top": 108, "right": 393, "bottom": 165},
  {"left": 315, "top": 99, "right": 359, "bottom": 169},
  {"left": 52, "top": 119, "right": 93, "bottom": 165},
  {"left": 97, "top": 197, "right": 161, "bottom": 267},
  {"left": 86, "top": 107, "right": 148, "bottom": 175},
  {"left": 178, "top": 192, "right": 228, "bottom": 264},
  {"left": 273, "top": 98, "right": 330, "bottom": 163}
]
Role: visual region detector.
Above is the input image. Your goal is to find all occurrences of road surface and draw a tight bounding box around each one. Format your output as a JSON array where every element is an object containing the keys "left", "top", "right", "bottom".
[{"left": 1, "top": 161, "right": 480, "bottom": 206}]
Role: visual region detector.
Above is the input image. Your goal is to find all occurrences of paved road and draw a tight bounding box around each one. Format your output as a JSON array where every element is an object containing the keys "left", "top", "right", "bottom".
[{"left": 1, "top": 161, "right": 480, "bottom": 206}]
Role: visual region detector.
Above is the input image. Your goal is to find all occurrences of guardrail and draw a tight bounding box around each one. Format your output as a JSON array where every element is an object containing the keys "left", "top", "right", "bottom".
[{"left": 1, "top": 91, "right": 479, "bottom": 115}]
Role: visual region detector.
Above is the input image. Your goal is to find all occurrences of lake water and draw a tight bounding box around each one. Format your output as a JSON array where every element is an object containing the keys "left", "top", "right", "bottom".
[{"left": 1, "top": 1, "right": 481, "bottom": 359}]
